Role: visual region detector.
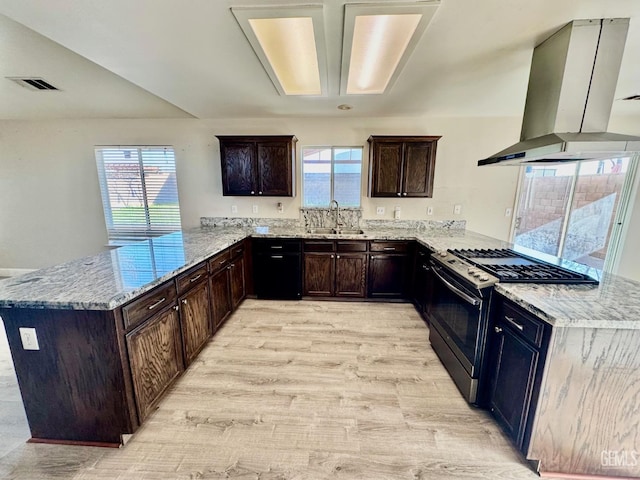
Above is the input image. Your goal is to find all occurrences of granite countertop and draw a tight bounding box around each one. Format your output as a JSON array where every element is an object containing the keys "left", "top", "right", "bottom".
[{"left": 0, "top": 224, "right": 638, "bottom": 330}]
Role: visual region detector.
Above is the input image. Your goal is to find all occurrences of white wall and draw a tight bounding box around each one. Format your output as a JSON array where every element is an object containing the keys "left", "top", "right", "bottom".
[{"left": 5, "top": 115, "right": 639, "bottom": 282}]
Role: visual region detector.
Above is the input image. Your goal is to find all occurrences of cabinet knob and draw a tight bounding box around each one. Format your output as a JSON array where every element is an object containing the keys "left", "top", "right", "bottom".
[
  {"left": 494, "top": 326, "right": 503, "bottom": 334},
  {"left": 336, "top": 255, "right": 340, "bottom": 259},
  {"left": 402, "top": 192, "right": 407, "bottom": 196},
  {"left": 251, "top": 191, "right": 255, "bottom": 195},
  {"left": 182, "top": 299, "right": 187, "bottom": 305},
  {"left": 330, "top": 255, "right": 335, "bottom": 259},
  {"left": 258, "top": 191, "right": 263, "bottom": 195},
  {"left": 173, "top": 305, "right": 179, "bottom": 311},
  {"left": 397, "top": 192, "right": 401, "bottom": 196}
]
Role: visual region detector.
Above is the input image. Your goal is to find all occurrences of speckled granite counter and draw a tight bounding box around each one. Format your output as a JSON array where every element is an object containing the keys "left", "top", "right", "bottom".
[{"left": 0, "top": 225, "right": 638, "bottom": 330}]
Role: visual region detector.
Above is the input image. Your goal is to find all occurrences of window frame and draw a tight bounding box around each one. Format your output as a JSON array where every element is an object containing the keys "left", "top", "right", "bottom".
[
  {"left": 301, "top": 145, "right": 363, "bottom": 208},
  {"left": 95, "top": 146, "right": 182, "bottom": 244}
]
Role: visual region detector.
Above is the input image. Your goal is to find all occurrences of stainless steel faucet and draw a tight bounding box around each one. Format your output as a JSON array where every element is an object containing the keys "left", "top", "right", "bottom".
[{"left": 329, "top": 199, "right": 342, "bottom": 232}]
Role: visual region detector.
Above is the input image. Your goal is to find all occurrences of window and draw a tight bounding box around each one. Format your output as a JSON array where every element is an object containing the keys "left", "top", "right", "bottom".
[
  {"left": 512, "top": 157, "right": 637, "bottom": 270},
  {"left": 95, "top": 147, "right": 182, "bottom": 243},
  {"left": 302, "top": 146, "right": 362, "bottom": 207}
]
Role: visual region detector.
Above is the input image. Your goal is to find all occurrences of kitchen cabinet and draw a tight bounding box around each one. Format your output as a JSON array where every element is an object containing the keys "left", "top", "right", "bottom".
[
  {"left": 208, "top": 241, "right": 247, "bottom": 331},
  {"left": 368, "top": 135, "right": 440, "bottom": 198},
  {"left": 217, "top": 135, "right": 297, "bottom": 197},
  {"left": 253, "top": 238, "right": 302, "bottom": 299},
  {"left": 229, "top": 242, "right": 247, "bottom": 309},
  {"left": 125, "top": 299, "right": 184, "bottom": 423},
  {"left": 303, "top": 241, "right": 367, "bottom": 298},
  {"left": 487, "top": 296, "right": 550, "bottom": 453},
  {"left": 368, "top": 241, "right": 412, "bottom": 298},
  {"left": 177, "top": 264, "right": 211, "bottom": 366}
]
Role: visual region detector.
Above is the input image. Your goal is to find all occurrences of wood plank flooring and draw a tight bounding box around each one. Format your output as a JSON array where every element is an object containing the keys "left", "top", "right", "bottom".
[{"left": 0, "top": 300, "right": 560, "bottom": 479}]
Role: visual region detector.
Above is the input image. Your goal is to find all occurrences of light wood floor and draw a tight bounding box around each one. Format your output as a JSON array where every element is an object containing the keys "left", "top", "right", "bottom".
[{"left": 0, "top": 300, "right": 557, "bottom": 479}]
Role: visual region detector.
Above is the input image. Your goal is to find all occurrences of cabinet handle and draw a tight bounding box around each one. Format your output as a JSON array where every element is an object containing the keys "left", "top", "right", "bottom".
[
  {"left": 173, "top": 305, "right": 179, "bottom": 311},
  {"left": 251, "top": 191, "right": 255, "bottom": 195},
  {"left": 270, "top": 255, "right": 284, "bottom": 259},
  {"left": 147, "top": 297, "right": 166, "bottom": 310},
  {"left": 494, "top": 326, "right": 503, "bottom": 333},
  {"left": 270, "top": 245, "right": 283, "bottom": 249},
  {"left": 219, "top": 260, "right": 227, "bottom": 265},
  {"left": 402, "top": 192, "right": 407, "bottom": 196},
  {"left": 422, "top": 264, "right": 429, "bottom": 271},
  {"left": 504, "top": 316, "right": 524, "bottom": 331},
  {"left": 189, "top": 274, "right": 202, "bottom": 283},
  {"left": 182, "top": 299, "right": 187, "bottom": 305},
  {"left": 397, "top": 192, "right": 401, "bottom": 196},
  {"left": 227, "top": 263, "right": 235, "bottom": 270},
  {"left": 383, "top": 247, "right": 396, "bottom": 251}
]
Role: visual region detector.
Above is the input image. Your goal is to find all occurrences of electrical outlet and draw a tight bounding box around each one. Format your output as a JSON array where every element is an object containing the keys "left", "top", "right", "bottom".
[
  {"left": 277, "top": 202, "right": 283, "bottom": 213},
  {"left": 376, "top": 207, "right": 385, "bottom": 215},
  {"left": 454, "top": 204, "right": 462, "bottom": 215},
  {"left": 231, "top": 205, "right": 238, "bottom": 214},
  {"left": 19, "top": 327, "right": 39, "bottom": 350},
  {"left": 427, "top": 206, "right": 434, "bottom": 216},
  {"left": 505, "top": 207, "right": 512, "bottom": 217},
  {"left": 252, "top": 205, "right": 258, "bottom": 214},
  {"left": 394, "top": 206, "right": 401, "bottom": 219}
]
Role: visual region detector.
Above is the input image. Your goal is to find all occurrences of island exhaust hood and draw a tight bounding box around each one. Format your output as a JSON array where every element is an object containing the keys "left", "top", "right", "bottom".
[{"left": 478, "top": 18, "right": 640, "bottom": 166}]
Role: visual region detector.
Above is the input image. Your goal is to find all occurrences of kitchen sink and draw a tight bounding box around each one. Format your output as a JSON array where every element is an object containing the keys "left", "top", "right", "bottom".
[{"left": 305, "top": 228, "right": 365, "bottom": 235}]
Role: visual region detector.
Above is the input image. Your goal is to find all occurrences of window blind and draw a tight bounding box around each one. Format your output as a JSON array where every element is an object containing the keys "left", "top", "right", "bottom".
[{"left": 95, "top": 147, "right": 182, "bottom": 243}]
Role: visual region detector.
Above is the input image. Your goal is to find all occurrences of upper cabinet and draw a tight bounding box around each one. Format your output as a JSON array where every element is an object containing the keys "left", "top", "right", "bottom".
[
  {"left": 368, "top": 135, "right": 440, "bottom": 198},
  {"left": 217, "top": 135, "right": 297, "bottom": 196}
]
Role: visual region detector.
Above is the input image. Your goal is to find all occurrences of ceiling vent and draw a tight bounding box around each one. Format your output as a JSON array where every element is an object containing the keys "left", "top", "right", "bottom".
[{"left": 7, "top": 77, "right": 60, "bottom": 91}]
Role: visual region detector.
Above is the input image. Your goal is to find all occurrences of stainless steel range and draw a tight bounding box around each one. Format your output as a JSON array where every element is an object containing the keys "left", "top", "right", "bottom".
[{"left": 428, "top": 248, "right": 598, "bottom": 406}]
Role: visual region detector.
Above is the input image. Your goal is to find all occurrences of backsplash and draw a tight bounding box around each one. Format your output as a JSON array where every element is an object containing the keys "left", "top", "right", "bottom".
[
  {"left": 300, "top": 208, "right": 362, "bottom": 229},
  {"left": 361, "top": 219, "right": 466, "bottom": 231},
  {"left": 200, "top": 217, "right": 301, "bottom": 228}
]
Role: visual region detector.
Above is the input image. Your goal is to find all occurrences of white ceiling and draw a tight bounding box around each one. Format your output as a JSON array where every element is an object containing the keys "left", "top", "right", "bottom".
[{"left": 1, "top": 0, "right": 639, "bottom": 120}]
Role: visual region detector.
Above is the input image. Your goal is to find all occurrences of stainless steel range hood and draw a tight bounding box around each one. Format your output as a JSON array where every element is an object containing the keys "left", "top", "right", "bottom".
[{"left": 479, "top": 18, "right": 640, "bottom": 166}]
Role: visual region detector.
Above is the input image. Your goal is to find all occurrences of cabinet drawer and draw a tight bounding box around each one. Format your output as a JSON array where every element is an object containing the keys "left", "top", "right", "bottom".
[
  {"left": 176, "top": 263, "right": 208, "bottom": 295},
  {"left": 337, "top": 241, "right": 367, "bottom": 252},
  {"left": 229, "top": 241, "right": 245, "bottom": 259},
  {"left": 304, "top": 240, "right": 334, "bottom": 252},
  {"left": 500, "top": 301, "right": 546, "bottom": 348},
  {"left": 369, "top": 241, "right": 410, "bottom": 253},
  {"left": 208, "top": 249, "right": 231, "bottom": 274},
  {"left": 253, "top": 239, "right": 301, "bottom": 253},
  {"left": 122, "top": 282, "right": 177, "bottom": 331}
]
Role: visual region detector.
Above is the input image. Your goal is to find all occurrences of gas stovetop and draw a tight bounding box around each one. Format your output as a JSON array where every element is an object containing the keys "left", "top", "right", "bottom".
[{"left": 449, "top": 248, "right": 599, "bottom": 285}]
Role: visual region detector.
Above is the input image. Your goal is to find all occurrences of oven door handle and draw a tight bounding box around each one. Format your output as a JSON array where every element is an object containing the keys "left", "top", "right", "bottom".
[{"left": 432, "top": 268, "right": 481, "bottom": 307}]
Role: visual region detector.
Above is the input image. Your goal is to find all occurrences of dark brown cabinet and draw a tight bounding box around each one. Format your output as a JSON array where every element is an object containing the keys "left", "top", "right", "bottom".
[
  {"left": 210, "top": 261, "right": 232, "bottom": 331},
  {"left": 368, "top": 135, "right": 440, "bottom": 198},
  {"left": 217, "top": 135, "right": 297, "bottom": 197},
  {"left": 178, "top": 280, "right": 211, "bottom": 366},
  {"left": 303, "top": 241, "right": 367, "bottom": 298},
  {"left": 368, "top": 241, "right": 412, "bottom": 298},
  {"left": 487, "top": 296, "right": 550, "bottom": 453},
  {"left": 126, "top": 304, "right": 184, "bottom": 422},
  {"left": 229, "top": 247, "right": 246, "bottom": 309},
  {"left": 412, "top": 246, "right": 434, "bottom": 319}
]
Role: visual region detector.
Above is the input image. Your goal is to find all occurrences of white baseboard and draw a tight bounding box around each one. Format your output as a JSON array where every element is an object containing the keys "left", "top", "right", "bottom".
[{"left": 0, "top": 268, "right": 37, "bottom": 277}]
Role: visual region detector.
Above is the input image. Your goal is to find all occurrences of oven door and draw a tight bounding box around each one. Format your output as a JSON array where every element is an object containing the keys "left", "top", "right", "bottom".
[{"left": 428, "top": 261, "right": 484, "bottom": 377}]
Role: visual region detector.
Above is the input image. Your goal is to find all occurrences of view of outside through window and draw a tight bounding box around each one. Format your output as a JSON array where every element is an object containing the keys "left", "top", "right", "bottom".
[
  {"left": 302, "top": 147, "right": 362, "bottom": 207},
  {"left": 95, "top": 147, "right": 182, "bottom": 242},
  {"left": 513, "top": 157, "right": 632, "bottom": 269}
]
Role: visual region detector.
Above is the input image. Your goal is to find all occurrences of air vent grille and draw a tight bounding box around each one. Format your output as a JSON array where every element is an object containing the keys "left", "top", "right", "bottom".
[
  {"left": 7, "top": 77, "right": 60, "bottom": 91},
  {"left": 622, "top": 94, "right": 640, "bottom": 101}
]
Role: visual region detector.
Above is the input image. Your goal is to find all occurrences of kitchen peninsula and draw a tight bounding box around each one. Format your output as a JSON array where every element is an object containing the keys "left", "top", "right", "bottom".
[{"left": 0, "top": 220, "right": 638, "bottom": 478}]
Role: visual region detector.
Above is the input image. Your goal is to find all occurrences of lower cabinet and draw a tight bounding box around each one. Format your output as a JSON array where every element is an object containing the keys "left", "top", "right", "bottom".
[
  {"left": 178, "top": 280, "right": 211, "bottom": 366},
  {"left": 368, "top": 241, "right": 412, "bottom": 298},
  {"left": 125, "top": 304, "right": 184, "bottom": 422},
  {"left": 412, "top": 246, "right": 434, "bottom": 319},
  {"left": 487, "top": 295, "right": 550, "bottom": 452},
  {"left": 303, "top": 240, "right": 367, "bottom": 298},
  {"left": 230, "top": 251, "right": 246, "bottom": 309},
  {"left": 210, "top": 260, "right": 232, "bottom": 330}
]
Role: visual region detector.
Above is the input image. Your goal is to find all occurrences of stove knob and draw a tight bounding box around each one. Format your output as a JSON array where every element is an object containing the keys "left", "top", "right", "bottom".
[
  {"left": 473, "top": 272, "right": 482, "bottom": 278},
  {"left": 439, "top": 251, "right": 448, "bottom": 258},
  {"left": 467, "top": 268, "right": 476, "bottom": 274},
  {"left": 479, "top": 275, "right": 489, "bottom": 281}
]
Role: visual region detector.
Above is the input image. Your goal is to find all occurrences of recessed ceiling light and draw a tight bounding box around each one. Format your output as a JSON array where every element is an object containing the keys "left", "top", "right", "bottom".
[
  {"left": 232, "top": 6, "right": 327, "bottom": 96},
  {"left": 337, "top": 104, "right": 353, "bottom": 110},
  {"left": 341, "top": 2, "right": 440, "bottom": 95}
]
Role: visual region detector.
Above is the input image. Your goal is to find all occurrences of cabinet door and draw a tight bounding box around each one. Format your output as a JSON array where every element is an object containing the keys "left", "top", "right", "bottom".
[
  {"left": 257, "top": 141, "right": 292, "bottom": 196},
  {"left": 230, "top": 255, "right": 246, "bottom": 309},
  {"left": 402, "top": 142, "right": 436, "bottom": 197},
  {"left": 335, "top": 253, "right": 367, "bottom": 297},
  {"left": 210, "top": 267, "right": 232, "bottom": 330},
  {"left": 413, "top": 258, "right": 432, "bottom": 315},
  {"left": 303, "top": 253, "right": 334, "bottom": 296},
  {"left": 489, "top": 325, "right": 539, "bottom": 449},
  {"left": 179, "top": 281, "right": 212, "bottom": 366},
  {"left": 220, "top": 142, "right": 257, "bottom": 195},
  {"left": 126, "top": 306, "right": 183, "bottom": 422},
  {"left": 370, "top": 142, "right": 403, "bottom": 197},
  {"left": 368, "top": 254, "right": 409, "bottom": 298}
]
